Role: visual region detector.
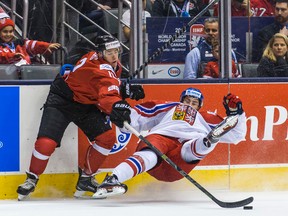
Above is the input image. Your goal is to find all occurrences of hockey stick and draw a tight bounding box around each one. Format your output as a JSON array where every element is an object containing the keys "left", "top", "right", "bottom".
[{"left": 123, "top": 121, "right": 254, "bottom": 208}]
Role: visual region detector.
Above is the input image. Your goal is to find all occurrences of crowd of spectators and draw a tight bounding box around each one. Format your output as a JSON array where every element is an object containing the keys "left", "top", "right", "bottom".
[
  {"left": 1, "top": 0, "right": 288, "bottom": 78},
  {"left": 213, "top": 0, "right": 252, "bottom": 17},
  {"left": 73, "top": 0, "right": 286, "bottom": 78},
  {"left": 254, "top": 0, "right": 288, "bottom": 61},
  {"left": 152, "top": 0, "right": 210, "bottom": 17}
]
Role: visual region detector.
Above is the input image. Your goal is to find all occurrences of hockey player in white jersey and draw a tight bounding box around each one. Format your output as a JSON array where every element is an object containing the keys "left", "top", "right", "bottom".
[{"left": 93, "top": 87, "right": 247, "bottom": 198}]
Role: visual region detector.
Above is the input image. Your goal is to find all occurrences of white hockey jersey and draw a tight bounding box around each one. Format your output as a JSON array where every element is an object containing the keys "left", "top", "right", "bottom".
[{"left": 123, "top": 100, "right": 247, "bottom": 145}]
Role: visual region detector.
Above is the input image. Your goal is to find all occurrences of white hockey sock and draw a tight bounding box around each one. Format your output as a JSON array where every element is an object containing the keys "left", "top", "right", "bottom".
[
  {"left": 113, "top": 150, "right": 158, "bottom": 183},
  {"left": 181, "top": 137, "right": 217, "bottom": 163}
]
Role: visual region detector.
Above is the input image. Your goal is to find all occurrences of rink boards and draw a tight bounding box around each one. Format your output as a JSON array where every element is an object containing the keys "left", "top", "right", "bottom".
[{"left": 0, "top": 81, "right": 287, "bottom": 199}]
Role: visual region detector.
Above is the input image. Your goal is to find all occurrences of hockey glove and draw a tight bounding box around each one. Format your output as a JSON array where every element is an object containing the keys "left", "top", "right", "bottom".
[
  {"left": 223, "top": 93, "right": 243, "bottom": 116},
  {"left": 110, "top": 100, "right": 131, "bottom": 128},
  {"left": 121, "top": 81, "right": 145, "bottom": 101}
]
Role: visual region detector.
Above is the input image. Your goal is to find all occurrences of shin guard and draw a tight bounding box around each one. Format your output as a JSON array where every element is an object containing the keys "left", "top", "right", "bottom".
[{"left": 29, "top": 137, "right": 57, "bottom": 175}]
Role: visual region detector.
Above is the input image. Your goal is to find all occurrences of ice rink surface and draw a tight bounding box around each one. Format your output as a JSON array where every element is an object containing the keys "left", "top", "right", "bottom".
[{"left": 1, "top": 189, "right": 287, "bottom": 216}]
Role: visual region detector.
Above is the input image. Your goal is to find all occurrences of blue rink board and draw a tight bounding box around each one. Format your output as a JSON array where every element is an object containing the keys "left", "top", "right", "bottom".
[{"left": 0, "top": 86, "right": 20, "bottom": 172}]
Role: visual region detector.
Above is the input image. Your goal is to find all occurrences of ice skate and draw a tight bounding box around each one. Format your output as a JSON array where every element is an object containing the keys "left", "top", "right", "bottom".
[
  {"left": 92, "top": 174, "right": 127, "bottom": 199},
  {"left": 17, "top": 171, "right": 39, "bottom": 201},
  {"left": 74, "top": 167, "right": 99, "bottom": 198},
  {"left": 203, "top": 115, "right": 239, "bottom": 147}
]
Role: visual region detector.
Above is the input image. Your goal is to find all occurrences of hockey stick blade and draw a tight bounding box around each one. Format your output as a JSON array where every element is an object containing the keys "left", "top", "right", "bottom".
[{"left": 124, "top": 122, "right": 254, "bottom": 208}]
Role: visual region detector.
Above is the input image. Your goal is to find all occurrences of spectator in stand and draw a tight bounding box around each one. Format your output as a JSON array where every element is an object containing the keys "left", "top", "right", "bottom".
[
  {"left": 257, "top": 33, "right": 288, "bottom": 77},
  {"left": 0, "top": 7, "right": 9, "bottom": 19},
  {"left": 122, "top": 0, "right": 151, "bottom": 43},
  {"left": 13, "top": 1, "right": 55, "bottom": 43},
  {"left": 152, "top": 0, "right": 211, "bottom": 17},
  {"left": 250, "top": 0, "right": 275, "bottom": 17},
  {"left": 183, "top": 17, "right": 238, "bottom": 79},
  {"left": 146, "top": 0, "right": 155, "bottom": 14},
  {"left": 254, "top": 0, "right": 288, "bottom": 62},
  {"left": 78, "top": 0, "right": 130, "bottom": 36},
  {"left": 213, "top": 0, "right": 252, "bottom": 17},
  {"left": 68, "top": 0, "right": 131, "bottom": 69},
  {"left": 0, "top": 17, "right": 61, "bottom": 65},
  {"left": 203, "top": 40, "right": 240, "bottom": 78},
  {"left": 121, "top": 0, "right": 151, "bottom": 70}
]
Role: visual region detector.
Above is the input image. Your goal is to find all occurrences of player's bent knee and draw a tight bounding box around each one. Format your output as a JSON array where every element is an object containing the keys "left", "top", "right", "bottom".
[
  {"left": 35, "top": 137, "right": 57, "bottom": 156},
  {"left": 94, "top": 129, "right": 116, "bottom": 149}
]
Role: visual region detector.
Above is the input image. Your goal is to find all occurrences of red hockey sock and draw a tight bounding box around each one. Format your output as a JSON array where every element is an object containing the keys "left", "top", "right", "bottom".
[
  {"left": 83, "top": 131, "right": 115, "bottom": 175},
  {"left": 29, "top": 137, "right": 57, "bottom": 176}
]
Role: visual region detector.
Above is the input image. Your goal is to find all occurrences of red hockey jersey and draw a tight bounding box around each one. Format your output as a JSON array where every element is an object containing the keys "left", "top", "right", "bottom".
[{"left": 65, "top": 51, "right": 123, "bottom": 114}]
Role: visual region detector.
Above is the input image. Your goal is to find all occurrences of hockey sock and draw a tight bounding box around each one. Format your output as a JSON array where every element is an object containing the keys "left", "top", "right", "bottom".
[
  {"left": 29, "top": 137, "right": 57, "bottom": 175},
  {"left": 113, "top": 150, "right": 158, "bottom": 183},
  {"left": 83, "top": 131, "right": 116, "bottom": 175},
  {"left": 181, "top": 137, "right": 217, "bottom": 163}
]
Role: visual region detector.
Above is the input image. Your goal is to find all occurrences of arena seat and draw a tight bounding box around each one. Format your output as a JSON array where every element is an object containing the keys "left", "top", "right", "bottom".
[
  {"left": 103, "top": 9, "right": 119, "bottom": 37},
  {"left": 20, "top": 64, "right": 61, "bottom": 80},
  {"left": 197, "top": 62, "right": 207, "bottom": 78},
  {"left": 103, "top": 8, "right": 128, "bottom": 38},
  {"left": 0, "top": 65, "right": 19, "bottom": 80},
  {"left": 240, "top": 63, "right": 259, "bottom": 77}
]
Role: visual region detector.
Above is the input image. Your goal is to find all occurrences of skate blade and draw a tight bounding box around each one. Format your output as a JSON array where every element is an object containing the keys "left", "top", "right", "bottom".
[
  {"left": 18, "top": 194, "right": 28, "bottom": 201},
  {"left": 92, "top": 187, "right": 126, "bottom": 199},
  {"left": 213, "top": 115, "right": 239, "bottom": 137},
  {"left": 74, "top": 190, "right": 106, "bottom": 200},
  {"left": 74, "top": 190, "right": 86, "bottom": 198}
]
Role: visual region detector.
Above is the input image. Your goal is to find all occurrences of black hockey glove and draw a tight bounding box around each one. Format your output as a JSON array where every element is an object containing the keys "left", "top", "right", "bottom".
[
  {"left": 121, "top": 81, "right": 145, "bottom": 101},
  {"left": 223, "top": 93, "right": 243, "bottom": 116},
  {"left": 110, "top": 100, "right": 131, "bottom": 128}
]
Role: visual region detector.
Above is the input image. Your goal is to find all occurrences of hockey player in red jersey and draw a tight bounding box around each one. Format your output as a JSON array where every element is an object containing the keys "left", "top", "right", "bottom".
[
  {"left": 93, "top": 87, "right": 247, "bottom": 198},
  {"left": 16, "top": 35, "right": 145, "bottom": 200}
]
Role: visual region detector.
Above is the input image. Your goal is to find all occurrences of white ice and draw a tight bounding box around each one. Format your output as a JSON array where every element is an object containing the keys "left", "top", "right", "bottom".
[{"left": 1, "top": 189, "right": 287, "bottom": 216}]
